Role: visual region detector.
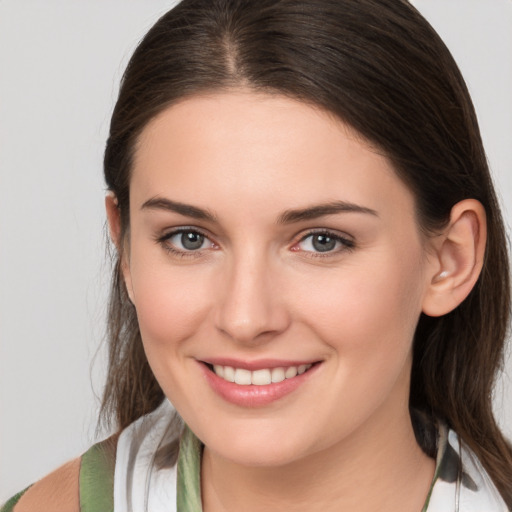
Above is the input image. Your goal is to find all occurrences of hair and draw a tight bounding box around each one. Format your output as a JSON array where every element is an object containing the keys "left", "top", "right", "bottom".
[{"left": 101, "top": 0, "right": 512, "bottom": 504}]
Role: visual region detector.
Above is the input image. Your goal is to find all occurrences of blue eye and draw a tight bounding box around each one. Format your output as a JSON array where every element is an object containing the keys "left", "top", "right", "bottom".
[{"left": 297, "top": 232, "right": 353, "bottom": 253}]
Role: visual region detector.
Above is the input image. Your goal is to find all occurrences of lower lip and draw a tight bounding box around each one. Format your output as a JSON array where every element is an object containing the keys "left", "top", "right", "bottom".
[{"left": 200, "top": 362, "right": 320, "bottom": 407}]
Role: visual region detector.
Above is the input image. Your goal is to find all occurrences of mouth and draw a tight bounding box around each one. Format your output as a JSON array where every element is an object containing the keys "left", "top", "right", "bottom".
[
  {"left": 199, "top": 359, "right": 321, "bottom": 407},
  {"left": 206, "top": 363, "right": 314, "bottom": 385}
]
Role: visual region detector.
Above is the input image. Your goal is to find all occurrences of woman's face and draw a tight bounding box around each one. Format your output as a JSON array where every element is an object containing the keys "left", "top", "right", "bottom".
[{"left": 123, "top": 91, "right": 438, "bottom": 467}]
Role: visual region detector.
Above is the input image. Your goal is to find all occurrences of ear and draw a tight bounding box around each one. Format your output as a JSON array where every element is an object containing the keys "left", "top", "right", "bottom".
[
  {"left": 422, "top": 199, "right": 486, "bottom": 317},
  {"left": 105, "top": 192, "right": 135, "bottom": 303},
  {"left": 105, "top": 192, "right": 122, "bottom": 249}
]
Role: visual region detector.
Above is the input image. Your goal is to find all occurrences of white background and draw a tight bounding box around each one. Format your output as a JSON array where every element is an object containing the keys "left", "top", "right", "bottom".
[{"left": 1, "top": 0, "right": 511, "bottom": 501}]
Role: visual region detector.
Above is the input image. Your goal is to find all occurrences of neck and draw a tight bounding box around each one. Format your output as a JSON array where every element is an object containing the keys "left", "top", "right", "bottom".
[{"left": 201, "top": 406, "right": 435, "bottom": 512}]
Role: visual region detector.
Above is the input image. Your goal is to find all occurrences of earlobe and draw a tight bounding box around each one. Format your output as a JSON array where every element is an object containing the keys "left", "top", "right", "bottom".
[
  {"left": 422, "top": 199, "right": 486, "bottom": 317},
  {"left": 105, "top": 192, "right": 135, "bottom": 303}
]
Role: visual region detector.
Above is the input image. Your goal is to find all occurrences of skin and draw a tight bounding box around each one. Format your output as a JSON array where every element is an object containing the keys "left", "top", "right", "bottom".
[
  {"left": 13, "top": 458, "right": 81, "bottom": 512},
  {"left": 106, "top": 91, "right": 485, "bottom": 512}
]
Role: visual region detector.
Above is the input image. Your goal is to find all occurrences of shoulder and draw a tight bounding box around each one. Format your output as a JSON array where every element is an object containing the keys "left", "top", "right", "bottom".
[
  {"left": 13, "top": 457, "right": 81, "bottom": 512},
  {"left": 9, "top": 433, "right": 119, "bottom": 512}
]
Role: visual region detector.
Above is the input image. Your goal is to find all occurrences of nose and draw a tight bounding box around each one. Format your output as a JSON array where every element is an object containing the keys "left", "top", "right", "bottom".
[{"left": 214, "top": 252, "right": 291, "bottom": 345}]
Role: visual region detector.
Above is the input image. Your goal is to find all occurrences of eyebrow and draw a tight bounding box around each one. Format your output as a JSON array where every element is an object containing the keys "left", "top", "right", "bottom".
[
  {"left": 277, "top": 201, "right": 378, "bottom": 224},
  {"left": 141, "top": 196, "right": 377, "bottom": 224},
  {"left": 141, "top": 197, "right": 217, "bottom": 222}
]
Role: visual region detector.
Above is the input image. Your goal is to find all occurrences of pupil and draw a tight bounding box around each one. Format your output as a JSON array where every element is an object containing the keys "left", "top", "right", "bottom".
[
  {"left": 181, "top": 232, "right": 204, "bottom": 250},
  {"left": 312, "top": 234, "right": 336, "bottom": 252}
]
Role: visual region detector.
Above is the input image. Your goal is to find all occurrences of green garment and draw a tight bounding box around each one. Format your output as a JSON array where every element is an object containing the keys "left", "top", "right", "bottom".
[
  {"left": 0, "top": 426, "right": 201, "bottom": 512},
  {"left": 176, "top": 426, "right": 202, "bottom": 511},
  {"left": 79, "top": 439, "right": 116, "bottom": 512},
  {"left": 0, "top": 438, "right": 116, "bottom": 512},
  {"left": 2, "top": 423, "right": 508, "bottom": 511},
  {"left": 0, "top": 489, "right": 30, "bottom": 512}
]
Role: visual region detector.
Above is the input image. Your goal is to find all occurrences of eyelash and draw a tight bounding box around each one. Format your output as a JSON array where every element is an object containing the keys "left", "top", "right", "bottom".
[
  {"left": 156, "top": 227, "right": 216, "bottom": 259},
  {"left": 292, "top": 230, "right": 355, "bottom": 258},
  {"left": 156, "top": 228, "right": 355, "bottom": 259}
]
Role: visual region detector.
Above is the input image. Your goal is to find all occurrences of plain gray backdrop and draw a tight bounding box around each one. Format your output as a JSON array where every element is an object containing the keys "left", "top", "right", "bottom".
[{"left": 1, "top": 0, "right": 511, "bottom": 501}]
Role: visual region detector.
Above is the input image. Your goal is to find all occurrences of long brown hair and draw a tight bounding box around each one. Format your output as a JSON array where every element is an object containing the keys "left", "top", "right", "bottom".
[{"left": 101, "top": 0, "right": 512, "bottom": 503}]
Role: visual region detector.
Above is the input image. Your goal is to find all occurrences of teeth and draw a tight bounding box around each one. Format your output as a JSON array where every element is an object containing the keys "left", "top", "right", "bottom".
[
  {"left": 234, "top": 368, "right": 252, "bottom": 385},
  {"left": 271, "top": 367, "right": 285, "bottom": 383},
  {"left": 285, "top": 366, "right": 298, "bottom": 379},
  {"left": 212, "top": 363, "right": 313, "bottom": 385},
  {"left": 223, "top": 366, "right": 235, "bottom": 382},
  {"left": 252, "top": 369, "right": 272, "bottom": 385}
]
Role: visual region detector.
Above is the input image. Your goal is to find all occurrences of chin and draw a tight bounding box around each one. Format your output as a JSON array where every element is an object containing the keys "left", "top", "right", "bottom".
[
  {"left": 213, "top": 439, "right": 304, "bottom": 468},
  {"left": 197, "top": 416, "right": 318, "bottom": 468}
]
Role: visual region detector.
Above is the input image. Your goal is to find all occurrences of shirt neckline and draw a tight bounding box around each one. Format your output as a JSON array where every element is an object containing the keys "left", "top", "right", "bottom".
[{"left": 175, "top": 424, "right": 444, "bottom": 512}]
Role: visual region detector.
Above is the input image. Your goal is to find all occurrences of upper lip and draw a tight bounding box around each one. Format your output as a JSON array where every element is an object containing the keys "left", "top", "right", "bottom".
[{"left": 199, "top": 358, "right": 319, "bottom": 371}]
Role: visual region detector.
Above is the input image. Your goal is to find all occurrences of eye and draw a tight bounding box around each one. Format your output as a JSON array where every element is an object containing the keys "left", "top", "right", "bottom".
[
  {"left": 159, "top": 228, "right": 215, "bottom": 254},
  {"left": 294, "top": 231, "right": 354, "bottom": 254}
]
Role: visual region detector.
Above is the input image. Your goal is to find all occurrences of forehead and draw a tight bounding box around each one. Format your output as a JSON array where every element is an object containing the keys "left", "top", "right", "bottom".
[{"left": 131, "top": 91, "right": 415, "bottom": 222}]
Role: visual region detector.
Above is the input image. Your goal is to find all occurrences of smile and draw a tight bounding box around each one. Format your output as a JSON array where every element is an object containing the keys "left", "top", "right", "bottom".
[
  {"left": 200, "top": 360, "right": 321, "bottom": 407},
  {"left": 212, "top": 364, "right": 313, "bottom": 385}
]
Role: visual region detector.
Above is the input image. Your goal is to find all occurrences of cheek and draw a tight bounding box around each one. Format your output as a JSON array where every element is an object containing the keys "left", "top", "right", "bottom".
[
  {"left": 128, "top": 253, "right": 213, "bottom": 349},
  {"left": 295, "top": 251, "right": 426, "bottom": 359}
]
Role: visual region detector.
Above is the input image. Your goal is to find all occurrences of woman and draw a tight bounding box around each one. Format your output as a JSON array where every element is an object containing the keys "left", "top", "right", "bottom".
[{"left": 3, "top": 0, "right": 511, "bottom": 510}]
